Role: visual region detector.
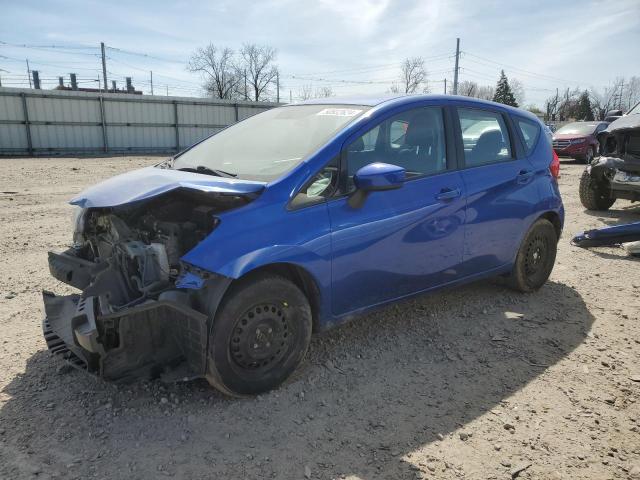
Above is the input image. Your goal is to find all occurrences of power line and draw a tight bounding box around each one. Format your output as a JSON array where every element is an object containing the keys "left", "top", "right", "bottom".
[{"left": 462, "top": 51, "right": 584, "bottom": 86}]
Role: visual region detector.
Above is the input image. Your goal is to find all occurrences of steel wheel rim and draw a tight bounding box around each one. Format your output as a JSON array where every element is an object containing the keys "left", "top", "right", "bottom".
[
  {"left": 524, "top": 234, "right": 548, "bottom": 278},
  {"left": 229, "top": 303, "right": 291, "bottom": 371}
]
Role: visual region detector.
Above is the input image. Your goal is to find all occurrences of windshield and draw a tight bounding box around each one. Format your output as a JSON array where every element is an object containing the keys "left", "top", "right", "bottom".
[
  {"left": 173, "top": 104, "right": 369, "bottom": 181},
  {"left": 628, "top": 101, "right": 640, "bottom": 115},
  {"left": 555, "top": 122, "right": 599, "bottom": 135}
]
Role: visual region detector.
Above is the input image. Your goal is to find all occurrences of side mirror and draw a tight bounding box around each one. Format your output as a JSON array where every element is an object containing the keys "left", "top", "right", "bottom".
[{"left": 349, "top": 162, "right": 405, "bottom": 208}]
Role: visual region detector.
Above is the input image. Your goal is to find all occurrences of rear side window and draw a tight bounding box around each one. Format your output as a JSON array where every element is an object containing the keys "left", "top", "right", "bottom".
[
  {"left": 458, "top": 108, "right": 512, "bottom": 167},
  {"left": 515, "top": 117, "right": 541, "bottom": 155}
]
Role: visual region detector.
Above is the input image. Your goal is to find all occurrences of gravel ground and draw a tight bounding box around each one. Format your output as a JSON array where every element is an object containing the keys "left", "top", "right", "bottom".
[{"left": 0, "top": 156, "right": 639, "bottom": 480}]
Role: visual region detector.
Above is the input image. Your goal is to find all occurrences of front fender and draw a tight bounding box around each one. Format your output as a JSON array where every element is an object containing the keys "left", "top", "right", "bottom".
[
  {"left": 180, "top": 198, "right": 333, "bottom": 321},
  {"left": 588, "top": 156, "right": 623, "bottom": 182},
  {"left": 211, "top": 244, "right": 328, "bottom": 280}
]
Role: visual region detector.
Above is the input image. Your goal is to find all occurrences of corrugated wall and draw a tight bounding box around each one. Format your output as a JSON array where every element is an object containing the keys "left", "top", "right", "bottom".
[{"left": 0, "top": 87, "right": 279, "bottom": 156}]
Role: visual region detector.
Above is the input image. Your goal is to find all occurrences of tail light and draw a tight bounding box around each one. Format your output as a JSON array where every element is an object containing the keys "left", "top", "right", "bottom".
[{"left": 550, "top": 150, "right": 560, "bottom": 179}]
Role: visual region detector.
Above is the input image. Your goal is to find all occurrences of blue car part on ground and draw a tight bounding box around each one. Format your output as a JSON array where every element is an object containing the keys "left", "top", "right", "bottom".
[
  {"left": 572, "top": 221, "right": 640, "bottom": 248},
  {"left": 41, "top": 94, "right": 564, "bottom": 396}
]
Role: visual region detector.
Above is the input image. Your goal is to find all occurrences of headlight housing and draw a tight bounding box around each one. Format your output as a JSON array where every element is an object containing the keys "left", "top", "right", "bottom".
[
  {"left": 71, "top": 206, "right": 87, "bottom": 245},
  {"left": 571, "top": 138, "right": 586, "bottom": 144}
]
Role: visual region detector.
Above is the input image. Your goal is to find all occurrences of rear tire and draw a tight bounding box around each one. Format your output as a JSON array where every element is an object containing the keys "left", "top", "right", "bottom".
[
  {"left": 506, "top": 219, "right": 558, "bottom": 293},
  {"left": 579, "top": 169, "right": 615, "bottom": 211},
  {"left": 205, "top": 274, "right": 312, "bottom": 397}
]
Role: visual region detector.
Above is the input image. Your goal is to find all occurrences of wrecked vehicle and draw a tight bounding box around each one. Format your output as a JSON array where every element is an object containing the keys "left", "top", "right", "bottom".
[
  {"left": 43, "top": 95, "right": 564, "bottom": 396},
  {"left": 579, "top": 101, "right": 640, "bottom": 210}
]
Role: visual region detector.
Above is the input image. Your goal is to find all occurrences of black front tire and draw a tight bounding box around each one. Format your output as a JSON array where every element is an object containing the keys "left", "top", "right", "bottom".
[
  {"left": 206, "top": 274, "right": 312, "bottom": 397},
  {"left": 579, "top": 169, "right": 615, "bottom": 211},
  {"left": 507, "top": 218, "right": 558, "bottom": 293}
]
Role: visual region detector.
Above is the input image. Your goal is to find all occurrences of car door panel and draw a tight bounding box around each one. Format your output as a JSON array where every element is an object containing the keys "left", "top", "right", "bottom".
[
  {"left": 328, "top": 172, "right": 466, "bottom": 315},
  {"left": 454, "top": 105, "right": 537, "bottom": 275},
  {"left": 460, "top": 160, "right": 537, "bottom": 274}
]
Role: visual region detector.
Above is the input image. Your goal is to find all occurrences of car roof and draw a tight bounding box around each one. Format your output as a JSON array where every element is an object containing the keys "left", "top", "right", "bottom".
[{"left": 295, "top": 94, "right": 540, "bottom": 121}]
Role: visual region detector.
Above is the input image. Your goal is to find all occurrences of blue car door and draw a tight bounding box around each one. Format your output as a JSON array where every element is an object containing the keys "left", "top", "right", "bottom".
[
  {"left": 327, "top": 105, "right": 466, "bottom": 316},
  {"left": 453, "top": 105, "right": 537, "bottom": 274}
]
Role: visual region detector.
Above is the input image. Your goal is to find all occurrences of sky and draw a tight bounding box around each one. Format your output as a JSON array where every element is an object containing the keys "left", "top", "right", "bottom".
[{"left": 0, "top": 0, "right": 638, "bottom": 107}]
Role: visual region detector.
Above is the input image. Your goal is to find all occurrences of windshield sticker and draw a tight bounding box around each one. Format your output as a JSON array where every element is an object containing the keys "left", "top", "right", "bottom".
[{"left": 317, "top": 108, "right": 362, "bottom": 117}]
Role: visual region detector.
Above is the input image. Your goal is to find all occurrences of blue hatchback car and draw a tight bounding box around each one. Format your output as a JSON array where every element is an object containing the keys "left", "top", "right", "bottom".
[{"left": 43, "top": 95, "right": 564, "bottom": 396}]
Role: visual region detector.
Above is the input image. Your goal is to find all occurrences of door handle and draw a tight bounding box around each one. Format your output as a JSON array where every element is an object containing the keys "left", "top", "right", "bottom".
[
  {"left": 435, "top": 188, "right": 461, "bottom": 201},
  {"left": 516, "top": 170, "right": 534, "bottom": 184}
]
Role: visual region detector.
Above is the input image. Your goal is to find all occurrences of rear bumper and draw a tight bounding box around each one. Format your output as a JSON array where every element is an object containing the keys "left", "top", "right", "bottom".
[{"left": 42, "top": 291, "right": 208, "bottom": 381}]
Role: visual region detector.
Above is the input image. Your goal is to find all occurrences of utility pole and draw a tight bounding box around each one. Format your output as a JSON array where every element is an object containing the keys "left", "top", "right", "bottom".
[
  {"left": 444, "top": 78, "right": 447, "bottom": 94},
  {"left": 100, "top": 42, "right": 108, "bottom": 92},
  {"left": 166, "top": 85, "right": 169, "bottom": 96},
  {"left": 150, "top": 71, "right": 154, "bottom": 95},
  {"left": 289, "top": 90, "right": 292, "bottom": 103},
  {"left": 453, "top": 37, "right": 460, "bottom": 95},
  {"left": 276, "top": 71, "right": 280, "bottom": 103},
  {"left": 26, "top": 59, "right": 32, "bottom": 88}
]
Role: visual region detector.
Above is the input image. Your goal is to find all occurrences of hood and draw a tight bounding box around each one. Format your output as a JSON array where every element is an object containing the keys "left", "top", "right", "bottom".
[
  {"left": 553, "top": 133, "right": 589, "bottom": 140},
  {"left": 603, "top": 114, "right": 640, "bottom": 134},
  {"left": 70, "top": 166, "right": 266, "bottom": 208}
]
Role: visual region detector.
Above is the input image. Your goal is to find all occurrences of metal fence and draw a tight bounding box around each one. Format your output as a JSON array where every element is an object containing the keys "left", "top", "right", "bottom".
[{"left": 0, "top": 87, "right": 279, "bottom": 156}]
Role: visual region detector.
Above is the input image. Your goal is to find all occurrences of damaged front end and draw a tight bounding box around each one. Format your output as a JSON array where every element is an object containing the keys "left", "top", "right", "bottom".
[
  {"left": 43, "top": 170, "right": 262, "bottom": 381},
  {"left": 589, "top": 110, "right": 640, "bottom": 202}
]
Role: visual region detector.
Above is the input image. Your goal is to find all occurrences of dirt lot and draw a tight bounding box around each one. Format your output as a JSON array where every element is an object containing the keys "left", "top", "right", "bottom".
[{"left": 0, "top": 156, "right": 639, "bottom": 480}]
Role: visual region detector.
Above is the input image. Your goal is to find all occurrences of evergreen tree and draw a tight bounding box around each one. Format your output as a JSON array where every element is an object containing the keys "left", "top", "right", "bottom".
[
  {"left": 492, "top": 70, "right": 518, "bottom": 107},
  {"left": 576, "top": 90, "right": 594, "bottom": 120}
]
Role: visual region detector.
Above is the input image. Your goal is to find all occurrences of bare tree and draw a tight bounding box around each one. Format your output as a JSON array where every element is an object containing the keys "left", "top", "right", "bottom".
[
  {"left": 400, "top": 57, "right": 427, "bottom": 94},
  {"left": 476, "top": 85, "right": 495, "bottom": 100},
  {"left": 315, "top": 86, "right": 333, "bottom": 98},
  {"left": 545, "top": 90, "right": 560, "bottom": 122},
  {"left": 298, "top": 84, "right": 314, "bottom": 101},
  {"left": 187, "top": 44, "right": 239, "bottom": 99},
  {"left": 388, "top": 82, "right": 401, "bottom": 94},
  {"left": 457, "top": 80, "right": 494, "bottom": 100},
  {"left": 510, "top": 78, "right": 525, "bottom": 106},
  {"left": 623, "top": 76, "right": 640, "bottom": 111},
  {"left": 239, "top": 43, "right": 279, "bottom": 101},
  {"left": 457, "top": 80, "right": 478, "bottom": 97}
]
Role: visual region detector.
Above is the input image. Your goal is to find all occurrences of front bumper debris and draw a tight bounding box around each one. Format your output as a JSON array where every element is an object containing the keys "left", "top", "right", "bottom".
[
  {"left": 42, "top": 292, "right": 208, "bottom": 381},
  {"left": 571, "top": 221, "right": 640, "bottom": 248}
]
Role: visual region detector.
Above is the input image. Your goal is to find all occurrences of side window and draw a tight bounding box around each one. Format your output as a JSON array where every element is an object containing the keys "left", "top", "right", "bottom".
[
  {"left": 345, "top": 107, "right": 447, "bottom": 191},
  {"left": 290, "top": 156, "right": 339, "bottom": 209},
  {"left": 515, "top": 117, "right": 541, "bottom": 156},
  {"left": 458, "top": 108, "right": 512, "bottom": 167},
  {"left": 361, "top": 126, "right": 380, "bottom": 150}
]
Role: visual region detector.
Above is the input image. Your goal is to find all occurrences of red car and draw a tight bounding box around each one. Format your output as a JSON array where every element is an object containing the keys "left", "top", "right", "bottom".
[{"left": 552, "top": 121, "right": 609, "bottom": 163}]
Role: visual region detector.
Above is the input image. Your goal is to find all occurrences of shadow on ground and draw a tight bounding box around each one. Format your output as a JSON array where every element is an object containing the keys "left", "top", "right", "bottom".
[{"left": 1, "top": 280, "right": 593, "bottom": 479}]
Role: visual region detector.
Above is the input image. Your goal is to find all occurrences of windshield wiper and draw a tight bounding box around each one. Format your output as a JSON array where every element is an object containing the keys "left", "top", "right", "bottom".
[{"left": 178, "top": 165, "right": 237, "bottom": 178}]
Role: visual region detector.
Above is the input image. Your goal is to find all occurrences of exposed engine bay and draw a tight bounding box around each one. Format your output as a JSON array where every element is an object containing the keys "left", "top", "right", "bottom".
[
  {"left": 44, "top": 188, "right": 252, "bottom": 381},
  {"left": 59, "top": 190, "right": 249, "bottom": 306}
]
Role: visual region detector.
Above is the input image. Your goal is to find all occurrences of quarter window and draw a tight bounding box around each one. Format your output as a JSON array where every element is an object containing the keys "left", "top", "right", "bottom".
[
  {"left": 345, "top": 107, "right": 447, "bottom": 191},
  {"left": 458, "top": 108, "right": 512, "bottom": 166},
  {"left": 290, "top": 156, "right": 339, "bottom": 209},
  {"left": 515, "top": 117, "right": 541, "bottom": 155}
]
